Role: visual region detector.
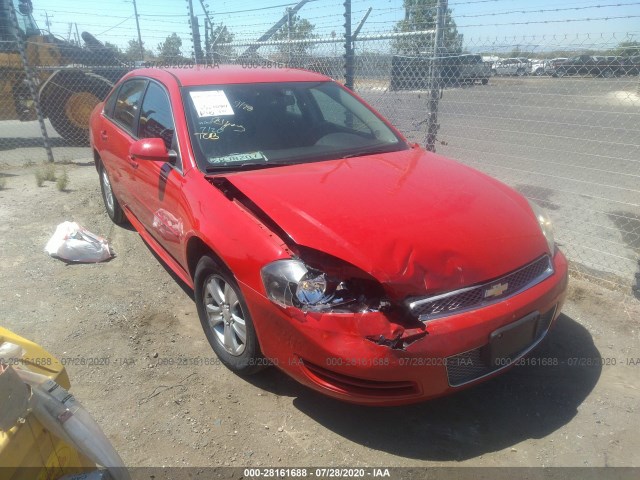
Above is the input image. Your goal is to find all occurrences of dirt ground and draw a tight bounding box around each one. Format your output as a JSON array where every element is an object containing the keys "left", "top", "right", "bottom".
[{"left": 0, "top": 160, "right": 638, "bottom": 469}]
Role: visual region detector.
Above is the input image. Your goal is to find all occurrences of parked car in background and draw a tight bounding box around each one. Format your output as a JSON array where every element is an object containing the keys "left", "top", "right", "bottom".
[
  {"left": 90, "top": 66, "right": 567, "bottom": 406},
  {"left": 620, "top": 55, "right": 640, "bottom": 76},
  {"left": 440, "top": 54, "right": 490, "bottom": 85},
  {"left": 544, "top": 58, "right": 568, "bottom": 76},
  {"left": 494, "top": 57, "right": 531, "bottom": 76},
  {"left": 530, "top": 59, "right": 546, "bottom": 76},
  {"left": 554, "top": 55, "right": 624, "bottom": 77}
]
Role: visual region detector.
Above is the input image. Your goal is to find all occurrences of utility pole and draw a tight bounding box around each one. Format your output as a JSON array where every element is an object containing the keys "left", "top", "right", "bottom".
[
  {"left": 425, "top": 0, "right": 447, "bottom": 152},
  {"left": 287, "top": 7, "right": 292, "bottom": 65},
  {"left": 131, "top": 0, "right": 144, "bottom": 60},
  {"left": 43, "top": 11, "right": 52, "bottom": 34},
  {"left": 197, "top": 0, "right": 214, "bottom": 63},
  {"left": 204, "top": 20, "right": 210, "bottom": 62}
]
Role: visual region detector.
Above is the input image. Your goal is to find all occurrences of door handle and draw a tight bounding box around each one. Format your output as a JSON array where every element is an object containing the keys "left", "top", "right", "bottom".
[{"left": 100, "top": 130, "right": 108, "bottom": 141}]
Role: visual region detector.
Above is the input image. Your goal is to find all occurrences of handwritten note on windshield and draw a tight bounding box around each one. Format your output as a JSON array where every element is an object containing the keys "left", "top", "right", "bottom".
[{"left": 189, "top": 90, "right": 234, "bottom": 117}]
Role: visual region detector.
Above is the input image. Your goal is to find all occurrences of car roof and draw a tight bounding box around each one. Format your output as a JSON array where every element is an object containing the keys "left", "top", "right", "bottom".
[{"left": 128, "top": 65, "right": 331, "bottom": 87}]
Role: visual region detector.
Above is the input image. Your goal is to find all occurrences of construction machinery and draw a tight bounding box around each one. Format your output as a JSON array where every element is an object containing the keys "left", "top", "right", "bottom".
[{"left": 0, "top": 0, "right": 127, "bottom": 145}]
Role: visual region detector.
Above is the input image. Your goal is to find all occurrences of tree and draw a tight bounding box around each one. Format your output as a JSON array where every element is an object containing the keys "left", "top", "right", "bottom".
[
  {"left": 272, "top": 14, "right": 316, "bottom": 61},
  {"left": 208, "top": 25, "right": 234, "bottom": 63},
  {"left": 124, "top": 39, "right": 155, "bottom": 61},
  {"left": 393, "top": 0, "right": 463, "bottom": 56},
  {"left": 97, "top": 41, "right": 125, "bottom": 62},
  {"left": 157, "top": 33, "right": 184, "bottom": 62},
  {"left": 103, "top": 42, "right": 122, "bottom": 56}
]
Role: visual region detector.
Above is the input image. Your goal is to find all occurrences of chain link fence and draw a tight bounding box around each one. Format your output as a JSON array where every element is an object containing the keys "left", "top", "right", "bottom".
[
  {"left": 0, "top": 0, "right": 639, "bottom": 295},
  {"left": 349, "top": 33, "right": 640, "bottom": 293}
]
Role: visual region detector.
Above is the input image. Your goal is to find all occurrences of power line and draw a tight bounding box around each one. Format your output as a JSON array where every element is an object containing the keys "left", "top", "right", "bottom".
[
  {"left": 96, "top": 15, "right": 134, "bottom": 36},
  {"left": 453, "top": 2, "right": 640, "bottom": 19}
]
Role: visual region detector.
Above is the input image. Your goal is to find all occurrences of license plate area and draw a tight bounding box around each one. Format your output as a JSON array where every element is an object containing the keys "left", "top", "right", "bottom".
[{"left": 487, "top": 311, "right": 540, "bottom": 367}]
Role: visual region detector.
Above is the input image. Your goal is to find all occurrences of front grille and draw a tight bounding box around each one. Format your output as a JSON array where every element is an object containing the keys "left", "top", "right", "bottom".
[
  {"left": 408, "top": 255, "right": 553, "bottom": 321},
  {"left": 446, "top": 306, "right": 556, "bottom": 387}
]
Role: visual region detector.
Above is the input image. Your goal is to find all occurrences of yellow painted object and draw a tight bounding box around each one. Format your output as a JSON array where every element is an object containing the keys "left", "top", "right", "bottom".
[{"left": 0, "top": 327, "right": 95, "bottom": 480}]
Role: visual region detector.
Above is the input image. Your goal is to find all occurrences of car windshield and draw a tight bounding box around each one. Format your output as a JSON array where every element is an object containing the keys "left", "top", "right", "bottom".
[{"left": 182, "top": 81, "right": 407, "bottom": 172}]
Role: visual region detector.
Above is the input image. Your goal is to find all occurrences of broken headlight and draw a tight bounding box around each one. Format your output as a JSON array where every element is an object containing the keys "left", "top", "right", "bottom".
[
  {"left": 261, "top": 259, "right": 380, "bottom": 312},
  {"left": 528, "top": 200, "right": 555, "bottom": 254}
]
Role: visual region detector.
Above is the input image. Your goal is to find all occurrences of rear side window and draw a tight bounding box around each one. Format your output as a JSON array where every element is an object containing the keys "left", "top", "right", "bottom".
[
  {"left": 139, "top": 82, "right": 175, "bottom": 150},
  {"left": 113, "top": 79, "right": 147, "bottom": 135},
  {"left": 103, "top": 86, "right": 119, "bottom": 118}
]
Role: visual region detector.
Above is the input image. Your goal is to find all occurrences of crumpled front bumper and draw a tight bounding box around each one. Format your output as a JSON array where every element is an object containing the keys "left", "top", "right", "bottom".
[{"left": 242, "top": 251, "right": 569, "bottom": 406}]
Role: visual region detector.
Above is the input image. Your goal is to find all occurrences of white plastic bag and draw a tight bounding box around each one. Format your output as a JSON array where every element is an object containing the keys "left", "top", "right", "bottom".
[{"left": 45, "top": 221, "right": 113, "bottom": 263}]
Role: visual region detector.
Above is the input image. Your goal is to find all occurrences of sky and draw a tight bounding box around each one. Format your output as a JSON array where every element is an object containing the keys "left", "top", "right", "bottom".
[{"left": 29, "top": 0, "right": 640, "bottom": 56}]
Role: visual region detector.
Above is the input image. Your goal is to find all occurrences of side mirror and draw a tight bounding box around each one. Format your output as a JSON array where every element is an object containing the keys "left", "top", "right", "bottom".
[{"left": 129, "top": 138, "right": 173, "bottom": 162}]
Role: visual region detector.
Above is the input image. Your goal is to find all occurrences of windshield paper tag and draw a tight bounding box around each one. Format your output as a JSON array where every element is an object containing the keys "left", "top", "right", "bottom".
[
  {"left": 190, "top": 90, "right": 234, "bottom": 117},
  {"left": 208, "top": 152, "right": 268, "bottom": 164}
]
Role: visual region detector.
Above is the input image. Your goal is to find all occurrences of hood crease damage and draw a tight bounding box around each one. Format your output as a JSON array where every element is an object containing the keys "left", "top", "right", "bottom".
[{"left": 207, "top": 175, "right": 427, "bottom": 349}]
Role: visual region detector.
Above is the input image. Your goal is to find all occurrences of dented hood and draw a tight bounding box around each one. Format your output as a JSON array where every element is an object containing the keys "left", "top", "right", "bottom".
[{"left": 225, "top": 149, "right": 548, "bottom": 298}]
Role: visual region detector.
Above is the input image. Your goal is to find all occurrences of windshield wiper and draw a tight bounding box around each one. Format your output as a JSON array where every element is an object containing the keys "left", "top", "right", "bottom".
[
  {"left": 341, "top": 147, "right": 395, "bottom": 159},
  {"left": 205, "top": 162, "right": 290, "bottom": 173}
]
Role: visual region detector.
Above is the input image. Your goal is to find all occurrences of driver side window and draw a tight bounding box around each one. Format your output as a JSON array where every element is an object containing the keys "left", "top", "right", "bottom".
[{"left": 138, "top": 81, "right": 175, "bottom": 151}]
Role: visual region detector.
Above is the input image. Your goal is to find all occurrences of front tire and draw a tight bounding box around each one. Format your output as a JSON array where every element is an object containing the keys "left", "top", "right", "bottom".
[
  {"left": 194, "top": 256, "right": 265, "bottom": 375},
  {"left": 99, "top": 162, "right": 125, "bottom": 225}
]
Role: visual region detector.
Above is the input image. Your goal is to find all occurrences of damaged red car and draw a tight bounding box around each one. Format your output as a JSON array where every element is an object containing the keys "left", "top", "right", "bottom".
[{"left": 89, "top": 67, "right": 568, "bottom": 406}]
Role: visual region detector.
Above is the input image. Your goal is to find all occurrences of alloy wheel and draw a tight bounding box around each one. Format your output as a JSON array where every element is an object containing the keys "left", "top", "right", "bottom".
[{"left": 203, "top": 274, "right": 247, "bottom": 356}]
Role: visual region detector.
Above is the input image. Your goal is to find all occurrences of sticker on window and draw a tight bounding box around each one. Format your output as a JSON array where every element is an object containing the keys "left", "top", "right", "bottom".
[
  {"left": 189, "top": 90, "right": 234, "bottom": 117},
  {"left": 208, "top": 152, "right": 268, "bottom": 164}
]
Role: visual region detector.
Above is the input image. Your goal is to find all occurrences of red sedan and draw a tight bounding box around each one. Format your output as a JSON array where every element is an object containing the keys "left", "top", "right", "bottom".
[{"left": 90, "top": 66, "right": 567, "bottom": 406}]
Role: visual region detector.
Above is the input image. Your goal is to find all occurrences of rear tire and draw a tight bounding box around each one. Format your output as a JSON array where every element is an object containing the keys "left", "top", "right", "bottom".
[
  {"left": 601, "top": 68, "right": 614, "bottom": 78},
  {"left": 516, "top": 68, "right": 525, "bottom": 76},
  {"left": 194, "top": 255, "right": 266, "bottom": 376},
  {"left": 481, "top": 78, "right": 488, "bottom": 85}
]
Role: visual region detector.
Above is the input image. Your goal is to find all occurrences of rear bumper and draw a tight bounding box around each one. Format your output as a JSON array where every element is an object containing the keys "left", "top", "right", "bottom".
[{"left": 243, "top": 251, "right": 568, "bottom": 406}]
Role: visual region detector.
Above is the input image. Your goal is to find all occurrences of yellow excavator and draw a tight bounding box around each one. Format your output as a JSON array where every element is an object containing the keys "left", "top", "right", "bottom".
[{"left": 0, "top": 0, "right": 127, "bottom": 145}]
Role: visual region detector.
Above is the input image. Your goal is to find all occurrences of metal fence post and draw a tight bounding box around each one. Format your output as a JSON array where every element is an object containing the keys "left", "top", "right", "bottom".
[
  {"left": 425, "top": 0, "right": 448, "bottom": 152},
  {"left": 188, "top": 0, "right": 203, "bottom": 64},
  {"left": 343, "top": 0, "right": 354, "bottom": 90},
  {"left": 8, "top": 0, "right": 54, "bottom": 163}
]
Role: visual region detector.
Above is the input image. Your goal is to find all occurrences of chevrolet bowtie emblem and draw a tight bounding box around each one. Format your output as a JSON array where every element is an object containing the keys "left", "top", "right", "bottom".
[{"left": 485, "top": 282, "right": 509, "bottom": 298}]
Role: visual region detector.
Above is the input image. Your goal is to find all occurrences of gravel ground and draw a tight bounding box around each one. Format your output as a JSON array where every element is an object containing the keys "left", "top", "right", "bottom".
[{"left": 0, "top": 160, "right": 638, "bottom": 471}]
